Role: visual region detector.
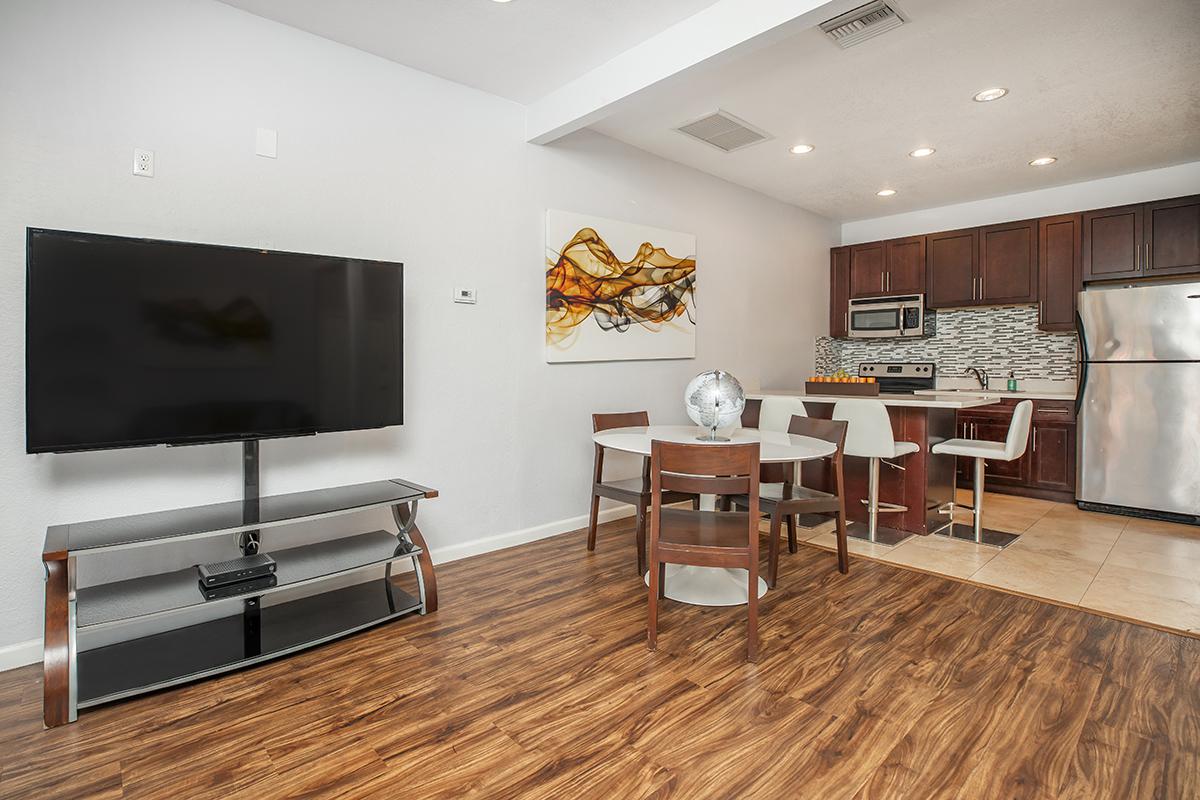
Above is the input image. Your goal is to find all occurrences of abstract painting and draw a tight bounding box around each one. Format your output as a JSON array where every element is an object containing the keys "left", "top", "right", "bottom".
[{"left": 545, "top": 209, "right": 696, "bottom": 363}]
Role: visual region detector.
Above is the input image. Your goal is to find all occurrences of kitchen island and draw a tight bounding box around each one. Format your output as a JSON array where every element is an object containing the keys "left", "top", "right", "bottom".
[{"left": 749, "top": 391, "right": 1000, "bottom": 538}]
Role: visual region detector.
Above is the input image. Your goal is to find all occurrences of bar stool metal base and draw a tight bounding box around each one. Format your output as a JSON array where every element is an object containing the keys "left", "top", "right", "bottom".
[
  {"left": 933, "top": 456, "right": 1021, "bottom": 549},
  {"left": 941, "top": 522, "right": 1021, "bottom": 548},
  {"left": 846, "top": 522, "right": 913, "bottom": 547}
]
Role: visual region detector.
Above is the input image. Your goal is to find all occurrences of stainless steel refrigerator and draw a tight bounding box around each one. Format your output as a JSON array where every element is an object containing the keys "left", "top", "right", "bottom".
[{"left": 1076, "top": 282, "right": 1200, "bottom": 523}]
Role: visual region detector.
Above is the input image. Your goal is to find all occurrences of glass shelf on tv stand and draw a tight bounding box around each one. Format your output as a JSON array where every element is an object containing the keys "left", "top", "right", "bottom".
[
  {"left": 48, "top": 478, "right": 435, "bottom": 556},
  {"left": 76, "top": 529, "right": 424, "bottom": 630}
]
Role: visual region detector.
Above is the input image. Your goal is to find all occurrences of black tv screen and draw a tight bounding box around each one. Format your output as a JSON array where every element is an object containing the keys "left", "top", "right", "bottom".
[{"left": 26, "top": 229, "right": 403, "bottom": 454}]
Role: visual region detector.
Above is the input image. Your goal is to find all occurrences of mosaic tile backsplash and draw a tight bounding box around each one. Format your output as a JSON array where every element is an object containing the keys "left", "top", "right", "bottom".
[{"left": 815, "top": 305, "right": 1078, "bottom": 383}]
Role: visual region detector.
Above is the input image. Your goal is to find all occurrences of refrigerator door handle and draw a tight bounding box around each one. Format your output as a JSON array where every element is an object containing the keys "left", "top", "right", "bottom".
[{"left": 1075, "top": 310, "right": 1088, "bottom": 416}]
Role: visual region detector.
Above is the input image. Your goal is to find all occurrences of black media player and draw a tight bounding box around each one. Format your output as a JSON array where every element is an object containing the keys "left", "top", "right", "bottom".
[{"left": 197, "top": 553, "right": 277, "bottom": 588}]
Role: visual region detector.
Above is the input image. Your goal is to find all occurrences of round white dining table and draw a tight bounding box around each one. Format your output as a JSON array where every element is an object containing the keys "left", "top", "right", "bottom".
[{"left": 591, "top": 424, "right": 837, "bottom": 607}]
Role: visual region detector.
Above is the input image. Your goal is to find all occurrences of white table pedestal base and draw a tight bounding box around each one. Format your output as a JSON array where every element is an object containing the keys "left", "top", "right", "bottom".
[{"left": 643, "top": 564, "right": 769, "bottom": 607}]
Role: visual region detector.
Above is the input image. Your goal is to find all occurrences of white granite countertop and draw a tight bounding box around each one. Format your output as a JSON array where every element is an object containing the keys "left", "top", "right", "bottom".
[
  {"left": 913, "top": 388, "right": 1077, "bottom": 401},
  {"left": 749, "top": 391, "right": 1000, "bottom": 410}
]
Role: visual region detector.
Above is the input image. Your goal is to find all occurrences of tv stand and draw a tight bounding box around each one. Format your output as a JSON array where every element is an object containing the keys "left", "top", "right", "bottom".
[{"left": 41, "top": 464, "right": 439, "bottom": 728}]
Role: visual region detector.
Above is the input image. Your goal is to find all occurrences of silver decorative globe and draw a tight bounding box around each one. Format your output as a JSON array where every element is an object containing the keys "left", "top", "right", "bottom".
[{"left": 684, "top": 370, "right": 745, "bottom": 441}]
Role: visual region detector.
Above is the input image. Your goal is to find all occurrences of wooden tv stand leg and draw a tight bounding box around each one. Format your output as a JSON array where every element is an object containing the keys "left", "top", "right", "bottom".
[
  {"left": 42, "top": 550, "right": 77, "bottom": 728},
  {"left": 392, "top": 502, "right": 438, "bottom": 614}
]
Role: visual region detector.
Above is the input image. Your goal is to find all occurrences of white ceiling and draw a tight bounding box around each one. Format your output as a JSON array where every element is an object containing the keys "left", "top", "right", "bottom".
[
  {"left": 589, "top": 0, "right": 1200, "bottom": 220},
  {"left": 218, "top": 0, "right": 721, "bottom": 104},
  {"left": 219, "top": 0, "right": 1199, "bottom": 222}
]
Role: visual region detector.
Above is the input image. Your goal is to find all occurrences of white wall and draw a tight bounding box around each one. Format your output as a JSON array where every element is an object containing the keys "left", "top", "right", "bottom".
[
  {"left": 841, "top": 161, "right": 1200, "bottom": 244},
  {"left": 0, "top": 0, "right": 835, "bottom": 667}
]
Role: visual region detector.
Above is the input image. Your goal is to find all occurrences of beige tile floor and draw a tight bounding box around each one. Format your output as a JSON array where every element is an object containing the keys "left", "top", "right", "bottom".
[{"left": 794, "top": 490, "right": 1200, "bottom": 637}]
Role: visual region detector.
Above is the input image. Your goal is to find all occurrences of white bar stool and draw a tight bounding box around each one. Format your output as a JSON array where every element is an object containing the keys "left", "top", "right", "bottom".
[
  {"left": 931, "top": 400, "right": 1033, "bottom": 548},
  {"left": 832, "top": 399, "right": 919, "bottom": 546},
  {"left": 756, "top": 396, "right": 807, "bottom": 432}
]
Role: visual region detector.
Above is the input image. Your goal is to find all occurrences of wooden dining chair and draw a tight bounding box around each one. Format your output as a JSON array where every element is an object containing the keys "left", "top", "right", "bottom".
[
  {"left": 732, "top": 415, "right": 849, "bottom": 586},
  {"left": 648, "top": 439, "right": 762, "bottom": 661},
  {"left": 590, "top": 411, "right": 696, "bottom": 575}
]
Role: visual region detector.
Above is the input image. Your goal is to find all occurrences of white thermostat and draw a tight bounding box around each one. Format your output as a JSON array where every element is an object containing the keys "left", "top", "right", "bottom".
[{"left": 453, "top": 287, "right": 477, "bottom": 304}]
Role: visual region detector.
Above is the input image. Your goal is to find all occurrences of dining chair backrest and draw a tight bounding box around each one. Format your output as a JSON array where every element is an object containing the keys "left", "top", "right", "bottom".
[
  {"left": 593, "top": 410, "right": 650, "bottom": 433},
  {"left": 832, "top": 399, "right": 896, "bottom": 459},
  {"left": 650, "top": 440, "right": 760, "bottom": 500},
  {"left": 740, "top": 398, "right": 763, "bottom": 429},
  {"left": 788, "top": 415, "right": 848, "bottom": 454},
  {"left": 1004, "top": 400, "right": 1034, "bottom": 460}
]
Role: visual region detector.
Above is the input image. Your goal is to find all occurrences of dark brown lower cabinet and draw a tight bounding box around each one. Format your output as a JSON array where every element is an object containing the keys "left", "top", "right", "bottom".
[
  {"left": 1030, "top": 423, "right": 1075, "bottom": 492},
  {"left": 956, "top": 399, "right": 1076, "bottom": 503}
]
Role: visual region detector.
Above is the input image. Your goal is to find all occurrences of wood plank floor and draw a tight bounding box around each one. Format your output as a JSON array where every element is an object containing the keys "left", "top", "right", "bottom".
[{"left": 1, "top": 516, "right": 1197, "bottom": 799}]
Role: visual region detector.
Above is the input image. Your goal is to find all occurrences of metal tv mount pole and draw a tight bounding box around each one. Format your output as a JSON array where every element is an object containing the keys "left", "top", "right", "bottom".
[{"left": 239, "top": 440, "right": 261, "bottom": 556}]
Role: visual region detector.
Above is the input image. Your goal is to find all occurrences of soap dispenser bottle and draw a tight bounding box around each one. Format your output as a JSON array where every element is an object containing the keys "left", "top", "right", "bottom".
[{"left": 1007, "top": 370, "right": 1017, "bottom": 392}]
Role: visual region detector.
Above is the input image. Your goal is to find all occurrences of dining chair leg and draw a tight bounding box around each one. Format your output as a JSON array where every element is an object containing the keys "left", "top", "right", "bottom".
[
  {"left": 587, "top": 492, "right": 600, "bottom": 552},
  {"left": 691, "top": 496, "right": 701, "bottom": 511},
  {"left": 835, "top": 509, "right": 849, "bottom": 575},
  {"left": 647, "top": 556, "right": 660, "bottom": 651},
  {"left": 635, "top": 502, "right": 648, "bottom": 576},
  {"left": 746, "top": 560, "right": 759, "bottom": 662},
  {"left": 658, "top": 561, "right": 666, "bottom": 599},
  {"left": 785, "top": 514, "right": 798, "bottom": 554},
  {"left": 767, "top": 513, "right": 782, "bottom": 589}
]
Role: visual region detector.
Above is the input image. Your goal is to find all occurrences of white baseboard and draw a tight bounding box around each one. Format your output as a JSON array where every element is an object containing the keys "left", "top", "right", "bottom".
[
  {"left": 430, "top": 505, "right": 634, "bottom": 565},
  {"left": 0, "top": 505, "right": 634, "bottom": 674},
  {"left": 0, "top": 638, "right": 40, "bottom": 672}
]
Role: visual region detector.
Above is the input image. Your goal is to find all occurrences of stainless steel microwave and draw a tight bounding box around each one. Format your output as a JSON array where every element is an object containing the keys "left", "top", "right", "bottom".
[{"left": 847, "top": 294, "right": 925, "bottom": 339}]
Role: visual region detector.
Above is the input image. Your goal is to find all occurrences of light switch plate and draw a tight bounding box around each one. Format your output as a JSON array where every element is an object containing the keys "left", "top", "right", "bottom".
[
  {"left": 453, "top": 287, "right": 477, "bottom": 304},
  {"left": 255, "top": 128, "right": 277, "bottom": 158}
]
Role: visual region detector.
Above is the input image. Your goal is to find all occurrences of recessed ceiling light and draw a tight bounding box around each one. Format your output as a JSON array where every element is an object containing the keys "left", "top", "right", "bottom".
[
  {"left": 876, "top": 188, "right": 897, "bottom": 197},
  {"left": 789, "top": 143, "right": 815, "bottom": 154},
  {"left": 491, "top": 0, "right": 513, "bottom": 3},
  {"left": 1029, "top": 156, "right": 1057, "bottom": 167},
  {"left": 908, "top": 147, "right": 936, "bottom": 158},
  {"left": 972, "top": 87, "right": 1008, "bottom": 103}
]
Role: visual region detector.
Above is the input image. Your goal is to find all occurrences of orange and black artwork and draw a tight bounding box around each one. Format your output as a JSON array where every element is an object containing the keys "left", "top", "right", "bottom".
[{"left": 546, "top": 226, "right": 696, "bottom": 349}]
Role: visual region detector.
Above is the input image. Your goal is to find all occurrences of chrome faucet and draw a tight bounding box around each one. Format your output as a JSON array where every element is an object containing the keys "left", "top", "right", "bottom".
[{"left": 965, "top": 367, "right": 989, "bottom": 390}]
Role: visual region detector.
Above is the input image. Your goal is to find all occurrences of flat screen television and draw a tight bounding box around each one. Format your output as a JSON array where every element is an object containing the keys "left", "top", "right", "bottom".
[{"left": 26, "top": 229, "right": 403, "bottom": 454}]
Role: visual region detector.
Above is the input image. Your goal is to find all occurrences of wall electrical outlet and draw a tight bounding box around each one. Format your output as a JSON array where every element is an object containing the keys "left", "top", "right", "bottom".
[
  {"left": 132, "top": 148, "right": 154, "bottom": 177},
  {"left": 453, "top": 287, "right": 477, "bottom": 304}
]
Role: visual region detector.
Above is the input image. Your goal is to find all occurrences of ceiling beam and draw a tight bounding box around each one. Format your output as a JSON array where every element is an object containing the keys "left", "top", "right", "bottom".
[{"left": 524, "top": 0, "right": 853, "bottom": 145}]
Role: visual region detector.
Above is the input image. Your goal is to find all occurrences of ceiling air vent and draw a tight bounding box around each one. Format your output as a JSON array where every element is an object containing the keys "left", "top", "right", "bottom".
[
  {"left": 675, "top": 110, "right": 771, "bottom": 153},
  {"left": 820, "top": 1, "right": 906, "bottom": 49}
]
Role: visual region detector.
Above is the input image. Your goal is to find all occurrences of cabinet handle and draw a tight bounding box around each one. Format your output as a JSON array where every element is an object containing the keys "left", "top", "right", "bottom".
[
  {"left": 881, "top": 273, "right": 885, "bottom": 292},
  {"left": 1145, "top": 242, "right": 1150, "bottom": 270},
  {"left": 1032, "top": 429, "right": 1037, "bottom": 452},
  {"left": 844, "top": 311, "right": 848, "bottom": 332},
  {"left": 1137, "top": 243, "right": 1141, "bottom": 270}
]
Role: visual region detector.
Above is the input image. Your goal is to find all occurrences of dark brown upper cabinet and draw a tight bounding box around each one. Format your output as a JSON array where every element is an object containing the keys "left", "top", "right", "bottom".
[
  {"left": 830, "top": 247, "right": 850, "bottom": 337},
  {"left": 1037, "top": 214, "right": 1082, "bottom": 332},
  {"left": 925, "top": 228, "right": 978, "bottom": 308},
  {"left": 979, "top": 219, "right": 1038, "bottom": 304},
  {"left": 1083, "top": 196, "right": 1200, "bottom": 281},
  {"left": 1082, "top": 204, "right": 1143, "bottom": 281},
  {"left": 849, "top": 242, "right": 886, "bottom": 298},
  {"left": 885, "top": 236, "right": 926, "bottom": 295},
  {"left": 1146, "top": 195, "right": 1200, "bottom": 276}
]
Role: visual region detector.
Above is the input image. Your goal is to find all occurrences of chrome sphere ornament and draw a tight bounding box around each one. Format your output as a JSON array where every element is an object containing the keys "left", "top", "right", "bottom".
[{"left": 684, "top": 370, "right": 745, "bottom": 441}]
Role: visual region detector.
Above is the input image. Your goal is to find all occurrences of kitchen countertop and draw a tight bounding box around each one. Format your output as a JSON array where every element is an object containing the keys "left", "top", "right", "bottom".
[
  {"left": 749, "top": 390, "right": 1000, "bottom": 410},
  {"left": 913, "top": 388, "right": 1077, "bottom": 401}
]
